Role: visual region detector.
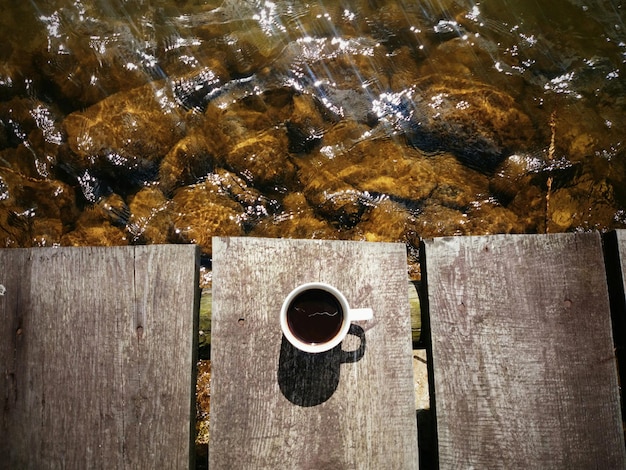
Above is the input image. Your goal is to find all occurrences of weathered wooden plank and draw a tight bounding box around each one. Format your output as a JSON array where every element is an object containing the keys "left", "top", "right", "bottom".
[
  {"left": 0, "top": 245, "right": 200, "bottom": 469},
  {"left": 210, "top": 237, "right": 418, "bottom": 469},
  {"left": 422, "top": 233, "right": 626, "bottom": 469}
]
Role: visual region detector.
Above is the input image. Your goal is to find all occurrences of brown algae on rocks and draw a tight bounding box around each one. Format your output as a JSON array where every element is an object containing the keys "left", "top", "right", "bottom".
[{"left": 1, "top": 0, "right": 625, "bottom": 280}]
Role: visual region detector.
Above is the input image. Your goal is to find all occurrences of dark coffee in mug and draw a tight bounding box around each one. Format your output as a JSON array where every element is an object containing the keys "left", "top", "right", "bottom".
[{"left": 286, "top": 288, "right": 344, "bottom": 345}]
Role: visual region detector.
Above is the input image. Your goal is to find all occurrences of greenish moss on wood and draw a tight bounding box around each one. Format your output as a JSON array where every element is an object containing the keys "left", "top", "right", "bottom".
[
  {"left": 408, "top": 281, "right": 421, "bottom": 343},
  {"left": 198, "top": 289, "right": 212, "bottom": 349}
]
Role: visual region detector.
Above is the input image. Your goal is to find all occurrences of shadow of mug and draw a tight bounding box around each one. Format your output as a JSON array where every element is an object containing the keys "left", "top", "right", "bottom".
[{"left": 277, "top": 324, "right": 366, "bottom": 407}]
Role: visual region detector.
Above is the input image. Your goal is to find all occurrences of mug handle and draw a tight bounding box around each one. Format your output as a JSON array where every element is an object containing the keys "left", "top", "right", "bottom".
[{"left": 348, "top": 307, "right": 373, "bottom": 321}]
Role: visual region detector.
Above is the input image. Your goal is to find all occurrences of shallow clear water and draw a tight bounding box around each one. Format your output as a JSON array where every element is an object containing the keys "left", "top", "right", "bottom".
[{"left": 0, "top": 0, "right": 625, "bottom": 278}]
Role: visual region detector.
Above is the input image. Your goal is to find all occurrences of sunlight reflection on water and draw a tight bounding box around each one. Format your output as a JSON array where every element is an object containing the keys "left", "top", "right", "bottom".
[{"left": 0, "top": 0, "right": 624, "bottom": 277}]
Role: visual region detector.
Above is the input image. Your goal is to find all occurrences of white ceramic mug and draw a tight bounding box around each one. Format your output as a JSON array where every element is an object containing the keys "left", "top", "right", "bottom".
[{"left": 280, "top": 282, "right": 373, "bottom": 353}]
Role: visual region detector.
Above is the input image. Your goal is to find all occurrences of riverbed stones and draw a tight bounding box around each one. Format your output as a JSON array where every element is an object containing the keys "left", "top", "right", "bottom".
[
  {"left": 28, "top": 0, "right": 166, "bottom": 108},
  {"left": 204, "top": 168, "right": 278, "bottom": 228},
  {"left": 0, "top": 167, "right": 77, "bottom": 247},
  {"left": 285, "top": 94, "right": 328, "bottom": 154},
  {"left": 169, "top": 65, "right": 230, "bottom": 112},
  {"left": 490, "top": 153, "right": 541, "bottom": 204},
  {"left": 170, "top": 182, "right": 244, "bottom": 255},
  {"left": 61, "top": 207, "right": 129, "bottom": 247},
  {"left": 318, "top": 120, "right": 372, "bottom": 151},
  {"left": 249, "top": 192, "right": 337, "bottom": 240},
  {"left": 548, "top": 175, "right": 618, "bottom": 232},
  {"left": 2, "top": 0, "right": 625, "bottom": 291},
  {"left": 127, "top": 186, "right": 172, "bottom": 244},
  {"left": 336, "top": 139, "right": 437, "bottom": 201},
  {"left": 466, "top": 200, "right": 523, "bottom": 234},
  {"left": 0, "top": 98, "right": 65, "bottom": 178},
  {"left": 356, "top": 197, "right": 417, "bottom": 243},
  {"left": 414, "top": 201, "right": 469, "bottom": 238},
  {"left": 196, "top": 359, "right": 211, "bottom": 445},
  {"left": 224, "top": 128, "right": 296, "bottom": 187},
  {"left": 213, "top": 88, "right": 295, "bottom": 136},
  {"left": 299, "top": 164, "right": 368, "bottom": 229},
  {"left": 406, "top": 75, "right": 535, "bottom": 172},
  {"left": 62, "top": 81, "right": 187, "bottom": 181},
  {"left": 430, "top": 153, "right": 490, "bottom": 209},
  {"left": 159, "top": 133, "right": 221, "bottom": 194}
]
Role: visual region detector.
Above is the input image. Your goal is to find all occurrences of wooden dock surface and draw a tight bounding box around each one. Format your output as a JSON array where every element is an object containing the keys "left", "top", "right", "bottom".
[
  {"left": 209, "top": 237, "right": 419, "bottom": 469},
  {"left": 2, "top": 231, "right": 626, "bottom": 469},
  {"left": 422, "top": 232, "right": 626, "bottom": 469},
  {"left": 0, "top": 245, "right": 200, "bottom": 469}
]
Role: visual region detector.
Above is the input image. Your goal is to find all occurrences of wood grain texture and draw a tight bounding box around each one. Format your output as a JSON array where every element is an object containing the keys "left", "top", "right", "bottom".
[
  {"left": 423, "top": 233, "right": 626, "bottom": 469},
  {"left": 0, "top": 245, "right": 200, "bottom": 469},
  {"left": 210, "top": 237, "right": 418, "bottom": 469}
]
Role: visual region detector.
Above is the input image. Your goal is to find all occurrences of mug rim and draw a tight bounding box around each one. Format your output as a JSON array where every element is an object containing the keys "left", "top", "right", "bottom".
[{"left": 280, "top": 282, "right": 351, "bottom": 353}]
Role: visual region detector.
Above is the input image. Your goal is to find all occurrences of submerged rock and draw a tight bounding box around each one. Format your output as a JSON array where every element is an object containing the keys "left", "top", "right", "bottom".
[
  {"left": 62, "top": 81, "right": 188, "bottom": 195},
  {"left": 170, "top": 182, "right": 244, "bottom": 255},
  {"left": 159, "top": 133, "right": 221, "bottom": 195},
  {"left": 355, "top": 197, "right": 417, "bottom": 243},
  {"left": 430, "top": 153, "right": 490, "bottom": 209},
  {"left": 203, "top": 168, "right": 278, "bottom": 229},
  {"left": 466, "top": 199, "right": 523, "bottom": 234},
  {"left": 29, "top": 2, "right": 163, "bottom": 108},
  {"left": 336, "top": 139, "right": 437, "bottom": 202},
  {"left": 249, "top": 192, "right": 337, "bottom": 240},
  {"left": 294, "top": 136, "right": 436, "bottom": 231},
  {"left": 285, "top": 94, "right": 328, "bottom": 154},
  {"left": 403, "top": 75, "right": 535, "bottom": 172},
  {"left": 0, "top": 98, "right": 65, "bottom": 178},
  {"left": 61, "top": 207, "right": 129, "bottom": 247},
  {"left": 299, "top": 172, "right": 368, "bottom": 229},
  {"left": 126, "top": 186, "right": 172, "bottom": 244},
  {"left": 224, "top": 128, "right": 296, "bottom": 188},
  {"left": 0, "top": 167, "right": 77, "bottom": 247},
  {"left": 414, "top": 201, "right": 470, "bottom": 238},
  {"left": 548, "top": 174, "right": 619, "bottom": 232}
]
